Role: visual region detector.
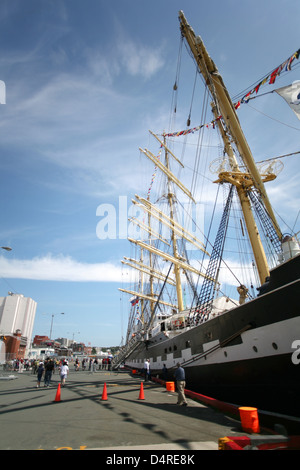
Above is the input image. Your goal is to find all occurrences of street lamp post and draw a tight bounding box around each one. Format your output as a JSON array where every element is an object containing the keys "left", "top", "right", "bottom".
[{"left": 49, "top": 312, "right": 64, "bottom": 340}]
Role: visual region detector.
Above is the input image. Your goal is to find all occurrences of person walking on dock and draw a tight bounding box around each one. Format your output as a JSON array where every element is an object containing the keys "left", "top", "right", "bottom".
[
  {"left": 44, "top": 358, "right": 54, "bottom": 387},
  {"left": 60, "top": 361, "right": 69, "bottom": 387},
  {"left": 174, "top": 362, "right": 187, "bottom": 406},
  {"left": 162, "top": 364, "right": 168, "bottom": 381},
  {"left": 36, "top": 362, "right": 44, "bottom": 388},
  {"left": 144, "top": 359, "right": 151, "bottom": 382}
]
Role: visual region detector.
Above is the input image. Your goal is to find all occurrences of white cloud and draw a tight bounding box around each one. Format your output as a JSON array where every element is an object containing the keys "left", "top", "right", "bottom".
[
  {"left": 0, "top": 254, "right": 126, "bottom": 283},
  {"left": 112, "top": 16, "right": 165, "bottom": 80},
  {"left": 117, "top": 39, "right": 165, "bottom": 78}
]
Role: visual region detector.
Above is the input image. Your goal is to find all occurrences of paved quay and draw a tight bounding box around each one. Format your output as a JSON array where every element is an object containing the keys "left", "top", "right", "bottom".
[{"left": 0, "top": 368, "right": 247, "bottom": 451}]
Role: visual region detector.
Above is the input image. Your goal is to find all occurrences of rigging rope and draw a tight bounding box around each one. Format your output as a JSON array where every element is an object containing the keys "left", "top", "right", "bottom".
[
  {"left": 246, "top": 102, "right": 300, "bottom": 131},
  {"left": 187, "top": 68, "right": 198, "bottom": 126},
  {"left": 169, "top": 34, "right": 184, "bottom": 130},
  {"left": 232, "top": 48, "right": 300, "bottom": 103}
]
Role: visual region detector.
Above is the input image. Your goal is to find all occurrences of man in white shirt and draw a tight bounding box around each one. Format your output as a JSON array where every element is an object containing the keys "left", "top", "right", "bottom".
[
  {"left": 144, "top": 359, "right": 150, "bottom": 382},
  {"left": 60, "top": 361, "right": 69, "bottom": 387}
]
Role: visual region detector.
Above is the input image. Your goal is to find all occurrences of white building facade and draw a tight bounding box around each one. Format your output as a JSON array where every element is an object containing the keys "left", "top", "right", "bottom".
[{"left": 0, "top": 293, "right": 37, "bottom": 355}]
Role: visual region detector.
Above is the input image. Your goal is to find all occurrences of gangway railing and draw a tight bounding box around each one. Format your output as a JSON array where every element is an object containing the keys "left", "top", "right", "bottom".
[{"left": 111, "top": 336, "right": 142, "bottom": 370}]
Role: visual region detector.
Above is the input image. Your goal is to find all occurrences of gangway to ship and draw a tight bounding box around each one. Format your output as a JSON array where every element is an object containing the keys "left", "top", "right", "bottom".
[{"left": 111, "top": 336, "right": 141, "bottom": 370}]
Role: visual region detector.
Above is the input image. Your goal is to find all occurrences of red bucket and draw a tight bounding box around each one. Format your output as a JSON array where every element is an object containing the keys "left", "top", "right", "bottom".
[
  {"left": 239, "top": 407, "right": 260, "bottom": 433},
  {"left": 166, "top": 381, "right": 175, "bottom": 392}
]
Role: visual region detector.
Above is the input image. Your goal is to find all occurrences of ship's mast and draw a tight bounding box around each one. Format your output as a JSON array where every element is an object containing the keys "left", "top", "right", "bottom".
[
  {"left": 147, "top": 211, "right": 155, "bottom": 316},
  {"left": 211, "top": 105, "right": 270, "bottom": 284},
  {"left": 126, "top": 129, "right": 210, "bottom": 317},
  {"left": 164, "top": 135, "right": 184, "bottom": 312},
  {"left": 179, "top": 10, "right": 282, "bottom": 284}
]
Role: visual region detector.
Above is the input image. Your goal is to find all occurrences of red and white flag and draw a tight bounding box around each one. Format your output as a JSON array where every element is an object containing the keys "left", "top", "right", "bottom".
[{"left": 130, "top": 296, "right": 139, "bottom": 306}]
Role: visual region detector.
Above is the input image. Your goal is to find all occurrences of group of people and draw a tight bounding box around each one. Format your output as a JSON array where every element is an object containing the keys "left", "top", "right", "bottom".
[
  {"left": 36, "top": 358, "right": 69, "bottom": 388},
  {"left": 4, "top": 358, "right": 36, "bottom": 372},
  {"left": 15, "top": 355, "right": 187, "bottom": 406},
  {"left": 35, "top": 356, "right": 113, "bottom": 388},
  {"left": 80, "top": 357, "right": 112, "bottom": 371}
]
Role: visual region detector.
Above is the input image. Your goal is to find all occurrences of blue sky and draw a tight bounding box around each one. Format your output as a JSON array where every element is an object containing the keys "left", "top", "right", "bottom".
[{"left": 0, "top": 0, "right": 299, "bottom": 347}]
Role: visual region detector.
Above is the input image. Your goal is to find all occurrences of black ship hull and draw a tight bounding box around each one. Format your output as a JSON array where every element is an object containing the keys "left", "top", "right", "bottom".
[
  {"left": 125, "top": 255, "right": 300, "bottom": 418},
  {"left": 181, "top": 351, "right": 300, "bottom": 417}
]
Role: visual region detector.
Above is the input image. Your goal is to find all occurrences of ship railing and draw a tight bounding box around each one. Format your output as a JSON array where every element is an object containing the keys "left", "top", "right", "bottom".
[
  {"left": 111, "top": 335, "right": 142, "bottom": 369},
  {"left": 181, "top": 323, "right": 253, "bottom": 367}
]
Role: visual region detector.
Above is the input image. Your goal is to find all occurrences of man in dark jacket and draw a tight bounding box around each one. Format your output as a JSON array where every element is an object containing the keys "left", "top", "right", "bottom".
[
  {"left": 44, "top": 358, "right": 55, "bottom": 387},
  {"left": 174, "top": 362, "right": 187, "bottom": 406}
]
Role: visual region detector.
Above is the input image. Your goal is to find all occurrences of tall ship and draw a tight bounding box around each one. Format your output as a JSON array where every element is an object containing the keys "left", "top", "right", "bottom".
[{"left": 113, "top": 11, "right": 300, "bottom": 417}]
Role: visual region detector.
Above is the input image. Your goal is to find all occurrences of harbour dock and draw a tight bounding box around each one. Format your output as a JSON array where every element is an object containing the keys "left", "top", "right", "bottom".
[{"left": 0, "top": 368, "right": 299, "bottom": 452}]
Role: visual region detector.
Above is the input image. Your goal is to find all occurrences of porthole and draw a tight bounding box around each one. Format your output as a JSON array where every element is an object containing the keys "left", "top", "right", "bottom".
[
  {"left": 272, "top": 342, "right": 278, "bottom": 350},
  {"left": 253, "top": 346, "right": 258, "bottom": 353},
  {"left": 224, "top": 351, "right": 227, "bottom": 357}
]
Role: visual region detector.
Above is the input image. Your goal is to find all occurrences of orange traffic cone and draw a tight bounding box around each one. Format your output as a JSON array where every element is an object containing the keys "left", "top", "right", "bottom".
[
  {"left": 101, "top": 382, "right": 108, "bottom": 401},
  {"left": 54, "top": 384, "right": 61, "bottom": 402},
  {"left": 138, "top": 382, "right": 145, "bottom": 400}
]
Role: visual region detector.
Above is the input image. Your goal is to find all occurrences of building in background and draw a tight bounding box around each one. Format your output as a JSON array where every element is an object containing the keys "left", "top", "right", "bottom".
[
  {"left": 0, "top": 293, "right": 37, "bottom": 360},
  {"left": 30, "top": 335, "right": 88, "bottom": 358}
]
